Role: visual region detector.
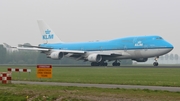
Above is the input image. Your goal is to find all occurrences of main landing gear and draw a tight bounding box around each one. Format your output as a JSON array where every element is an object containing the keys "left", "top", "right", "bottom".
[
  {"left": 112, "top": 60, "right": 120, "bottom": 66},
  {"left": 153, "top": 56, "right": 159, "bottom": 66},
  {"left": 91, "top": 62, "right": 108, "bottom": 66},
  {"left": 91, "top": 60, "right": 121, "bottom": 66}
]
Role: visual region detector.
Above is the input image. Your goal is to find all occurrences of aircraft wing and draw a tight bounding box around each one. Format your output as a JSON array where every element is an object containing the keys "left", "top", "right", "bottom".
[
  {"left": 54, "top": 49, "right": 85, "bottom": 54},
  {"left": 13, "top": 46, "right": 124, "bottom": 61},
  {"left": 16, "top": 46, "right": 122, "bottom": 56},
  {"left": 88, "top": 51, "right": 122, "bottom": 56},
  {"left": 17, "top": 47, "right": 50, "bottom": 51},
  {"left": 16, "top": 46, "right": 85, "bottom": 54}
]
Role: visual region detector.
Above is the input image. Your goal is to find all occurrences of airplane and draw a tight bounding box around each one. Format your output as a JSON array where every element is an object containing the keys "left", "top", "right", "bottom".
[
  {"left": 16, "top": 20, "right": 173, "bottom": 66},
  {"left": 3, "top": 43, "right": 19, "bottom": 53}
]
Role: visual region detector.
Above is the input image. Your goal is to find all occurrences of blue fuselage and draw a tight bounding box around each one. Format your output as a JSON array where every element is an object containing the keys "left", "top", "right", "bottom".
[{"left": 40, "top": 35, "right": 173, "bottom": 51}]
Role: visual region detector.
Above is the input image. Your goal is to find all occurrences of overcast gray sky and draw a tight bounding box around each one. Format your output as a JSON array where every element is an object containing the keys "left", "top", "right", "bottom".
[{"left": 0, "top": 0, "right": 179, "bottom": 54}]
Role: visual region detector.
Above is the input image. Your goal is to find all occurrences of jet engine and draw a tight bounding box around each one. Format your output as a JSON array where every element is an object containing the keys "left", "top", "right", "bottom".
[
  {"left": 87, "top": 54, "right": 102, "bottom": 62},
  {"left": 47, "top": 51, "right": 64, "bottom": 60},
  {"left": 133, "top": 58, "right": 148, "bottom": 62}
]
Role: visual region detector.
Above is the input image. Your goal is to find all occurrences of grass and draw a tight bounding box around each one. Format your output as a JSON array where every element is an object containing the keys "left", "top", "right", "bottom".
[
  {"left": 0, "top": 65, "right": 180, "bottom": 87},
  {"left": 1, "top": 65, "right": 180, "bottom": 101},
  {"left": 0, "top": 84, "right": 180, "bottom": 101}
]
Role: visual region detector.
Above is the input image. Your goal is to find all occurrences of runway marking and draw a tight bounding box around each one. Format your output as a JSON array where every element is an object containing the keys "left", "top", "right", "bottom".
[{"left": 12, "top": 81, "right": 180, "bottom": 92}]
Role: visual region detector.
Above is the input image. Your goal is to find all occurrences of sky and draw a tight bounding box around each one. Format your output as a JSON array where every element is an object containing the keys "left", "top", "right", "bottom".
[{"left": 0, "top": 0, "right": 180, "bottom": 54}]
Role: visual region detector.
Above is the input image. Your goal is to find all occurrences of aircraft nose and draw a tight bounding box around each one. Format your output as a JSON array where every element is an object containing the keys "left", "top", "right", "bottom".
[
  {"left": 166, "top": 41, "right": 174, "bottom": 51},
  {"left": 168, "top": 42, "right": 173, "bottom": 49}
]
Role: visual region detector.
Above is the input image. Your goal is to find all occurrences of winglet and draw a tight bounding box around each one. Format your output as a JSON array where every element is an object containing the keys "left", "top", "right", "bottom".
[
  {"left": 2, "top": 43, "right": 11, "bottom": 48},
  {"left": 37, "top": 20, "right": 63, "bottom": 44}
]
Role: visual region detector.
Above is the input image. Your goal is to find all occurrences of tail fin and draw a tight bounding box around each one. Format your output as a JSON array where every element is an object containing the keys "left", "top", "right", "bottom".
[{"left": 37, "top": 20, "right": 63, "bottom": 43}]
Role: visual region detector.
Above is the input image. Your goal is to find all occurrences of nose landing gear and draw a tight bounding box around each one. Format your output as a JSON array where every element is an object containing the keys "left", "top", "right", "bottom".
[{"left": 153, "top": 56, "right": 159, "bottom": 66}]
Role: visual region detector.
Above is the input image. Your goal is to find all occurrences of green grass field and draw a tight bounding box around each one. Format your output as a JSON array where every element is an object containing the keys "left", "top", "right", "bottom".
[
  {"left": 1, "top": 66, "right": 180, "bottom": 101},
  {"left": 1, "top": 83, "right": 180, "bottom": 101},
  {"left": 0, "top": 66, "right": 180, "bottom": 87}
]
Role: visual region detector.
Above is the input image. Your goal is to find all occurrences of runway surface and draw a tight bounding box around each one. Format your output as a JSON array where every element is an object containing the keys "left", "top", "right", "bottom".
[{"left": 12, "top": 81, "right": 180, "bottom": 92}]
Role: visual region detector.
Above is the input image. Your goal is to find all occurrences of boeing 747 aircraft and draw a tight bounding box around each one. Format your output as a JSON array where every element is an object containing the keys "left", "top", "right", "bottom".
[{"left": 16, "top": 20, "right": 173, "bottom": 66}]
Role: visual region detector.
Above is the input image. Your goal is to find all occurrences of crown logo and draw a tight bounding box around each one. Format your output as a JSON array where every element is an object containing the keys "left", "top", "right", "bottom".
[
  {"left": 45, "top": 29, "right": 51, "bottom": 34},
  {"left": 135, "top": 41, "right": 143, "bottom": 46},
  {"left": 137, "top": 41, "right": 142, "bottom": 44}
]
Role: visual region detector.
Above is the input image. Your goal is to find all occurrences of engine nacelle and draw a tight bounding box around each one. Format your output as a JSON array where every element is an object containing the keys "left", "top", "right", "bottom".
[
  {"left": 87, "top": 54, "right": 102, "bottom": 62},
  {"left": 133, "top": 58, "right": 148, "bottom": 62},
  {"left": 48, "top": 52, "right": 64, "bottom": 60}
]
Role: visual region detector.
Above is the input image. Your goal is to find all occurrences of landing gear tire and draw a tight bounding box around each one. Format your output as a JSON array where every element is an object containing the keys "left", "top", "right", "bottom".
[
  {"left": 153, "top": 62, "right": 158, "bottom": 66},
  {"left": 153, "top": 56, "right": 159, "bottom": 66},
  {"left": 99, "top": 62, "right": 108, "bottom": 66},
  {"left": 103, "top": 62, "right": 108, "bottom": 66},
  {"left": 91, "top": 62, "right": 99, "bottom": 66},
  {"left": 112, "top": 62, "right": 120, "bottom": 66},
  {"left": 91, "top": 62, "right": 108, "bottom": 66}
]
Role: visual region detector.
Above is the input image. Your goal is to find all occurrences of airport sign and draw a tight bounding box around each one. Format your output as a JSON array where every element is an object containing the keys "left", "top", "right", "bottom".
[{"left": 37, "top": 65, "right": 52, "bottom": 78}]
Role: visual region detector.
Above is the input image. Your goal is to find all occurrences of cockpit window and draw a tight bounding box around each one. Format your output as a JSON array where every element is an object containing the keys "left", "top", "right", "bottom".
[{"left": 156, "top": 37, "right": 163, "bottom": 40}]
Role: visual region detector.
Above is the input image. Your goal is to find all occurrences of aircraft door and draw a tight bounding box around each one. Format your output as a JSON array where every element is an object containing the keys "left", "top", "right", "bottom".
[
  {"left": 124, "top": 45, "right": 127, "bottom": 52},
  {"left": 144, "top": 45, "right": 148, "bottom": 51}
]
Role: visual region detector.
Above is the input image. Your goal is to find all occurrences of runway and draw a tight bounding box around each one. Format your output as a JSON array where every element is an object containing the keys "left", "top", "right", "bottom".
[{"left": 12, "top": 81, "right": 180, "bottom": 92}]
